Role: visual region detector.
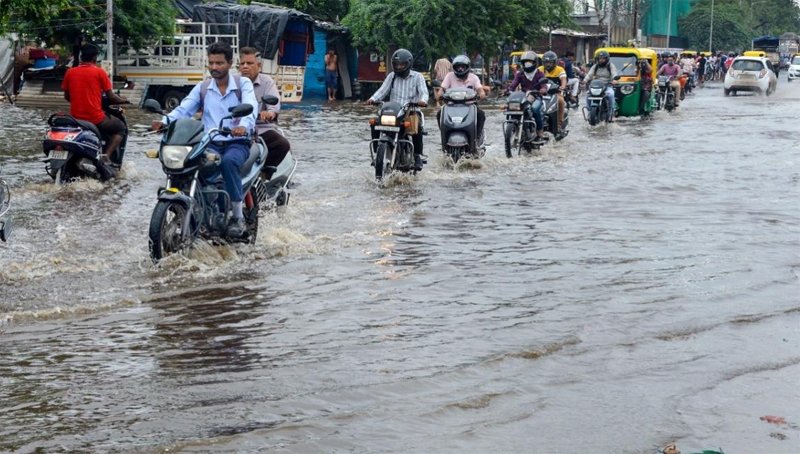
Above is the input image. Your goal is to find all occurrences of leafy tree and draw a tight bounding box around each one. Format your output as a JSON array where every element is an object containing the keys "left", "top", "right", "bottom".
[
  {"left": 343, "top": 0, "right": 572, "bottom": 60},
  {"left": 2, "top": 0, "right": 176, "bottom": 51}
]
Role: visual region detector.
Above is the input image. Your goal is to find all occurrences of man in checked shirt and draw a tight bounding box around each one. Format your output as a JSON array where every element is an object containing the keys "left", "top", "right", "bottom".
[{"left": 366, "top": 49, "right": 429, "bottom": 171}]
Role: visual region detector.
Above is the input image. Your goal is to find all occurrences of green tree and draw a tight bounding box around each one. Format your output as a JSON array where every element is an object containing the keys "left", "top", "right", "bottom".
[
  {"left": 678, "top": 0, "right": 753, "bottom": 51},
  {"left": 2, "top": 0, "right": 176, "bottom": 51},
  {"left": 343, "top": 0, "right": 572, "bottom": 60}
]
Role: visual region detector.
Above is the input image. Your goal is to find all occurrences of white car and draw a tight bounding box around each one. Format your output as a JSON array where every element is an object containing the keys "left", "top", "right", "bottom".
[
  {"left": 787, "top": 55, "right": 800, "bottom": 81},
  {"left": 724, "top": 56, "right": 778, "bottom": 96}
]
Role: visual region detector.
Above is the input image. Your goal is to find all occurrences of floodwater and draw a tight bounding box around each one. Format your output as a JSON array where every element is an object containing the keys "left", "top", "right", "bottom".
[{"left": 1, "top": 80, "right": 799, "bottom": 453}]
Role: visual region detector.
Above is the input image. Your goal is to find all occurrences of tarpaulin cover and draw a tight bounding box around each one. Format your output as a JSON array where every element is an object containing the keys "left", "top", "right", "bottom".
[
  {"left": 752, "top": 35, "right": 780, "bottom": 48},
  {"left": 192, "top": 3, "right": 313, "bottom": 60}
]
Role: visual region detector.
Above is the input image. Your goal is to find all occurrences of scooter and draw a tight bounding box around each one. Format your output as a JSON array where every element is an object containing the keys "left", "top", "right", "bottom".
[
  {"left": 368, "top": 101, "right": 420, "bottom": 180},
  {"left": 0, "top": 169, "right": 10, "bottom": 242},
  {"left": 142, "top": 95, "right": 295, "bottom": 261},
  {"left": 437, "top": 85, "right": 484, "bottom": 163},
  {"left": 42, "top": 88, "right": 130, "bottom": 184}
]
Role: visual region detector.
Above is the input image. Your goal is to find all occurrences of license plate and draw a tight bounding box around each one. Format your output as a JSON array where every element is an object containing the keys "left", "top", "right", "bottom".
[
  {"left": 49, "top": 150, "right": 68, "bottom": 160},
  {"left": 374, "top": 126, "right": 400, "bottom": 132}
]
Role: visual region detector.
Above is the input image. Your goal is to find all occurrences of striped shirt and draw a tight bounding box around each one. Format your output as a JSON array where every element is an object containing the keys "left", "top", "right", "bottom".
[{"left": 369, "top": 71, "right": 429, "bottom": 106}]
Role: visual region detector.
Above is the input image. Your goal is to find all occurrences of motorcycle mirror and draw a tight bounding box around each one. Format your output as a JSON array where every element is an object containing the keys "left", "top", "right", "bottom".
[
  {"left": 432, "top": 80, "right": 442, "bottom": 88},
  {"left": 229, "top": 104, "right": 254, "bottom": 118},
  {"left": 261, "top": 95, "right": 280, "bottom": 106},
  {"left": 143, "top": 99, "right": 164, "bottom": 114},
  {"left": 613, "top": 75, "right": 622, "bottom": 80}
]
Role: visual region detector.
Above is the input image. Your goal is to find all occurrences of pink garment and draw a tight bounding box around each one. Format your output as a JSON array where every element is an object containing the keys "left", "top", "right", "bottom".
[{"left": 440, "top": 72, "right": 482, "bottom": 91}]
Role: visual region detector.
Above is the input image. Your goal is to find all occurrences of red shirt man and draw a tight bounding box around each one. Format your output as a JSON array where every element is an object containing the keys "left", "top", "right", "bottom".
[{"left": 61, "top": 44, "right": 127, "bottom": 161}]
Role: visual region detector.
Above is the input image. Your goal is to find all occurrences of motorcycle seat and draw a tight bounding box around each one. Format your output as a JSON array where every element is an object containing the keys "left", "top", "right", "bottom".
[
  {"left": 50, "top": 115, "right": 102, "bottom": 138},
  {"left": 239, "top": 142, "right": 261, "bottom": 177}
]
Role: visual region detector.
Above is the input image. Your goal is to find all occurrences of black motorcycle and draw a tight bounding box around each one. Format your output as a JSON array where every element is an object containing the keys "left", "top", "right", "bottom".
[
  {"left": 369, "top": 101, "right": 420, "bottom": 180},
  {"left": 42, "top": 91, "right": 129, "bottom": 184},
  {"left": 502, "top": 90, "right": 539, "bottom": 157},
  {"left": 583, "top": 79, "right": 615, "bottom": 126},
  {"left": 540, "top": 80, "right": 569, "bottom": 141},
  {"left": 656, "top": 75, "right": 676, "bottom": 112},
  {"left": 438, "top": 86, "right": 484, "bottom": 163},
  {"left": 143, "top": 95, "right": 293, "bottom": 261},
  {"left": 0, "top": 168, "right": 10, "bottom": 242}
]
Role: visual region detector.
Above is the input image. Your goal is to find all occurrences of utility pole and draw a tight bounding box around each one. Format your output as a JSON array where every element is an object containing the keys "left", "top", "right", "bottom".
[
  {"left": 633, "top": 0, "right": 639, "bottom": 43},
  {"left": 709, "top": 0, "right": 714, "bottom": 52},
  {"left": 666, "top": 0, "right": 673, "bottom": 48},
  {"left": 106, "top": 0, "right": 114, "bottom": 77}
]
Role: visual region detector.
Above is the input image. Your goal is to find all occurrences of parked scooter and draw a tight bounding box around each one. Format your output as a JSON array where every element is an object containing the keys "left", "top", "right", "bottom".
[
  {"left": 368, "top": 101, "right": 421, "bottom": 180},
  {"left": 502, "top": 91, "right": 540, "bottom": 157},
  {"left": 142, "top": 95, "right": 295, "bottom": 261},
  {"left": 0, "top": 168, "right": 10, "bottom": 242},
  {"left": 437, "top": 84, "right": 484, "bottom": 163},
  {"left": 42, "top": 86, "right": 130, "bottom": 184}
]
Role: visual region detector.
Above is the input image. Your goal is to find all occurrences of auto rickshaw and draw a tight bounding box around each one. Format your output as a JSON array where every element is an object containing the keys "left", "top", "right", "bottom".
[{"left": 593, "top": 47, "right": 658, "bottom": 118}]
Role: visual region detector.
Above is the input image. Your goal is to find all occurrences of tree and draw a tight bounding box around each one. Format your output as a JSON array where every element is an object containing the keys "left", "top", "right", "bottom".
[
  {"left": 343, "top": 0, "right": 573, "bottom": 60},
  {"left": 2, "top": 0, "right": 176, "bottom": 51}
]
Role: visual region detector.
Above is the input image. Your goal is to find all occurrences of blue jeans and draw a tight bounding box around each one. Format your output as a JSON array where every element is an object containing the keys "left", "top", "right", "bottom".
[
  {"left": 530, "top": 99, "right": 545, "bottom": 132},
  {"left": 208, "top": 140, "right": 248, "bottom": 203}
]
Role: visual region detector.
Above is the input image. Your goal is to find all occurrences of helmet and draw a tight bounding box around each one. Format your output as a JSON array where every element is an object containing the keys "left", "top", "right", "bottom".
[
  {"left": 391, "top": 48, "right": 413, "bottom": 78},
  {"left": 596, "top": 50, "right": 610, "bottom": 66},
  {"left": 520, "top": 51, "right": 538, "bottom": 73},
  {"left": 543, "top": 51, "right": 558, "bottom": 71},
  {"left": 452, "top": 55, "right": 471, "bottom": 79},
  {"left": 661, "top": 52, "right": 671, "bottom": 59}
]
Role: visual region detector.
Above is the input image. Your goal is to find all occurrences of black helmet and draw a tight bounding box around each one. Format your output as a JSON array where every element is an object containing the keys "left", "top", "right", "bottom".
[
  {"left": 662, "top": 51, "right": 671, "bottom": 59},
  {"left": 543, "top": 51, "right": 558, "bottom": 71},
  {"left": 596, "top": 50, "right": 610, "bottom": 66},
  {"left": 520, "top": 51, "right": 538, "bottom": 73},
  {"left": 452, "top": 54, "right": 471, "bottom": 79},
  {"left": 392, "top": 48, "right": 413, "bottom": 78}
]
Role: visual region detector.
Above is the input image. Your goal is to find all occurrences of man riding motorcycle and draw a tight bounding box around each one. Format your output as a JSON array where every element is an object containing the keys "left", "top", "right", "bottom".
[
  {"left": 562, "top": 51, "right": 580, "bottom": 105},
  {"left": 583, "top": 50, "right": 619, "bottom": 118},
  {"left": 437, "top": 54, "right": 486, "bottom": 142},
  {"left": 150, "top": 41, "right": 258, "bottom": 237},
  {"left": 61, "top": 43, "right": 128, "bottom": 167},
  {"left": 507, "top": 51, "right": 548, "bottom": 143},
  {"left": 657, "top": 52, "right": 682, "bottom": 107},
  {"left": 539, "top": 51, "right": 567, "bottom": 139},
  {"left": 366, "top": 48, "right": 429, "bottom": 171}
]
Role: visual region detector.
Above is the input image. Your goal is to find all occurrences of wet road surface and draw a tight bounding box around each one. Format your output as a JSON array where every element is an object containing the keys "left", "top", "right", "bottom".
[{"left": 1, "top": 80, "right": 799, "bottom": 453}]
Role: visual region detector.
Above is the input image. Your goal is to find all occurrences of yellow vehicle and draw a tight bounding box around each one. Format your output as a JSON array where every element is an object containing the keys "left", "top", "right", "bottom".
[{"left": 591, "top": 47, "right": 657, "bottom": 118}]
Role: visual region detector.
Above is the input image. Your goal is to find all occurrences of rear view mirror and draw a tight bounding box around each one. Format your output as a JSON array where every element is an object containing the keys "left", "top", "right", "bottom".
[
  {"left": 261, "top": 95, "right": 280, "bottom": 106},
  {"left": 432, "top": 80, "right": 442, "bottom": 88},
  {"left": 143, "top": 99, "right": 164, "bottom": 114},
  {"left": 229, "top": 104, "right": 254, "bottom": 118}
]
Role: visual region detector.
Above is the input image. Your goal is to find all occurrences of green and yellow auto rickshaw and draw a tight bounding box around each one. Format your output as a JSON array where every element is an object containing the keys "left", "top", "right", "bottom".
[{"left": 594, "top": 47, "right": 658, "bottom": 118}]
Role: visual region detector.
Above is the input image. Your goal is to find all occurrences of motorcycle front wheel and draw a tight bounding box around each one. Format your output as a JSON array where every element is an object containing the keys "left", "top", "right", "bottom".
[
  {"left": 503, "top": 122, "right": 518, "bottom": 158},
  {"left": 244, "top": 187, "right": 260, "bottom": 244},
  {"left": 374, "top": 142, "right": 392, "bottom": 180},
  {"left": 589, "top": 105, "right": 599, "bottom": 126},
  {"left": 149, "top": 200, "right": 193, "bottom": 261}
]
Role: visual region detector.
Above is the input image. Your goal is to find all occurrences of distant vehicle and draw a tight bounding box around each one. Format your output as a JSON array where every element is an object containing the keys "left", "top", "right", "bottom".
[
  {"left": 787, "top": 54, "right": 800, "bottom": 82},
  {"left": 724, "top": 56, "right": 778, "bottom": 96}
]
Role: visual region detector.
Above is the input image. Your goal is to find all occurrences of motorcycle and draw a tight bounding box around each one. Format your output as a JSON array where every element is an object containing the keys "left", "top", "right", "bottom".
[
  {"left": 656, "top": 75, "right": 677, "bottom": 112},
  {"left": 369, "top": 101, "right": 421, "bottom": 180},
  {"left": 42, "top": 87, "right": 130, "bottom": 184},
  {"left": 142, "top": 95, "right": 295, "bottom": 261},
  {"left": 502, "top": 91, "right": 540, "bottom": 157},
  {"left": 540, "top": 80, "right": 569, "bottom": 141},
  {"left": 583, "top": 79, "right": 616, "bottom": 126},
  {"left": 438, "top": 85, "right": 484, "bottom": 163},
  {"left": 0, "top": 169, "right": 10, "bottom": 242}
]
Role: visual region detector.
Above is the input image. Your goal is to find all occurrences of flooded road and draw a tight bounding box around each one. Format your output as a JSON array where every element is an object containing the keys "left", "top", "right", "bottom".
[{"left": 1, "top": 80, "right": 799, "bottom": 453}]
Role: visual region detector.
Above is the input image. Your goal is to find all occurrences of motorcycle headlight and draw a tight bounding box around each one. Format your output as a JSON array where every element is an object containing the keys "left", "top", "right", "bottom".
[
  {"left": 620, "top": 84, "right": 635, "bottom": 95},
  {"left": 161, "top": 145, "right": 192, "bottom": 169},
  {"left": 507, "top": 101, "right": 522, "bottom": 111},
  {"left": 380, "top": 115, "right": 397, "bottom": 126},
  {"left": 590, "top": 88, "right": 603, "bottom": 96}
]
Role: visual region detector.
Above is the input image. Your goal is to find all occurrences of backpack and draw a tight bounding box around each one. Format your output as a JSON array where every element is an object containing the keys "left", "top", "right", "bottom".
[{"left": 198, "top": 75, "right": 243, "bottom": 113}]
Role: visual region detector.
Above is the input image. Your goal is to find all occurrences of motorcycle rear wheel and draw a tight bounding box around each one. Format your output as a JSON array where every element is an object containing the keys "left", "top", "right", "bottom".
[
  {"left": 503, "top": 122, "right": 518, "bottom": 158},
  {"left": 149, "top": 200, "right": 193, "bottom": 261},
  {"left": 375, "top": 142, "right": 392, "bottom": 180}
]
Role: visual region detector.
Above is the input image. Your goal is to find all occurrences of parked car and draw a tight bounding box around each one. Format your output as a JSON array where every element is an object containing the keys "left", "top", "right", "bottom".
[
  {"left": 787, "top": 54, "right": 800, "bottom": 82},
  {"left": 724, "top": 56, "right": 778, "bottom": 96}
]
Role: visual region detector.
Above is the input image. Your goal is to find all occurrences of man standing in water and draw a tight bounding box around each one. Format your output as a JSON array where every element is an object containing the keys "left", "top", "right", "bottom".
[
  {"left": 324, "top": 48, "right": 338, "bottom": 101},
  {"left": 237, "top": 47, "right": 291, "bottom": 180},
  {"left": 151, "top": 42, "right": 258, "bottom": 237}
]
